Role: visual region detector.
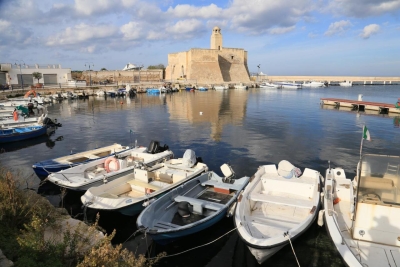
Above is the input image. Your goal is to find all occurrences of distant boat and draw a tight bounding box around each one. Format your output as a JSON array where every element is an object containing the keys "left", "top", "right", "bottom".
[
  {"left": 275, "top": 82, "right": 302, "bottom": 89},
  {"left": 259, "top": 82, "right": 281, "bottom": 89},
  {"left": 302, "top": 81, "right": 325, "bottom": 88},
  {"left": 339, "top": 81, "right": 353, "bottom": 87},
  {"left": 213, "top": 85, "right": 228, "bottom": 90},
  {"left": 136, "top": 164, "right": 250, "bottom": 244},
  {"left": 198, "top": 87, "right": 208, "bottom": 91},
  {"left": 234, "top": 83, "right": 248, "bottom": 89}
]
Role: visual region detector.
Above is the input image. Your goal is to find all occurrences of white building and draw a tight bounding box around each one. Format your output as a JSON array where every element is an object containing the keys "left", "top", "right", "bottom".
[{"left": 0, "top": 63, "right": 71, "bottom": 87}]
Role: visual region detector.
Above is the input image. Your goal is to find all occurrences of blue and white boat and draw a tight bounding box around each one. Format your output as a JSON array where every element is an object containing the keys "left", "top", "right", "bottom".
[
  {"left": 0, "top": 124, "right": 47, "bottom": 143},
  {"left": 80, "top": 149, "right": 208, "bottom": 216},
  {"left": 136, "top": 164, "right": 250, "bottom": 244},
  {"left": 198, "top": 87, "right": 208, "bottom": 91},
  {"left": 32, "top": 143, "right": 132, "bottom": 180},
  {"left": 47, "top": 141, "right": 173, "bottom": 191}
]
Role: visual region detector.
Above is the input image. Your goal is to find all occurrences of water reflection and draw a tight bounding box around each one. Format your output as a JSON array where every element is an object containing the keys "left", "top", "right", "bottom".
[{"left": 166, "top": 91, "right": 248, "bottom": 141}]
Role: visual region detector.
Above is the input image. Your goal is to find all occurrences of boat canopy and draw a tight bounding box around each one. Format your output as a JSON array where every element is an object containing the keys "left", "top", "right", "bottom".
[{"left": 354, "top": 154, "right": 400, "bottom": 246}]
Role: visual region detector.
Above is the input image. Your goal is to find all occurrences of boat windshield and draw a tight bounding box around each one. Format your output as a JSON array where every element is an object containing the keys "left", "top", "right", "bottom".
[{"left": 357, "top": 154, "right": 400, "bottom": 206}]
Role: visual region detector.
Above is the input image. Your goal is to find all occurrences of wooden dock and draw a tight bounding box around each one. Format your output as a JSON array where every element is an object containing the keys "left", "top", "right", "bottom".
[{"left": 320, "top": 98, "right": 400, "bottom": 114}]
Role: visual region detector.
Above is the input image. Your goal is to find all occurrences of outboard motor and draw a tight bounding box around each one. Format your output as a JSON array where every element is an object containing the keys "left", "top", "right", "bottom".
[
  {"left": 182, "top": 149, "right": 196, "bottom": 167},
  {"left": 27, "top": 102, "right": 34, "bottom": 114},
  {"left": 147, "top": 140, "right": 160, "bottom": 154}
]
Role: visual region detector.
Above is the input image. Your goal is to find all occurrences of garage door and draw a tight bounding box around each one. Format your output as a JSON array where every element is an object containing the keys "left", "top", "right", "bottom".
[
  {"left": 43, "top": 74, "right": 57, "bottom": 85},
  {"left": 17, "top": 74, "right": 33, "bottom": 85},
  {"left": 0, "top": 73, "right": 6, "bottom": 85}
]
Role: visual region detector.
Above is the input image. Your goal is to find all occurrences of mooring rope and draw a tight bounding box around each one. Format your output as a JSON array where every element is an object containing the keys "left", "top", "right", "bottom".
[
  {"left": 145, "top": 225, "right": 239, "bottom": 260},
  {"left": 284, "top": 231, "right": 300, "bottom": 267}
]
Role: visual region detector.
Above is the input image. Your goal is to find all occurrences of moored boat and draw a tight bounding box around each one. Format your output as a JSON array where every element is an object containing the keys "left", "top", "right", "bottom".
[
  {"left": 80, "top": 149, "right": 208, "bottom": 216},
  {"left": 46, "top": 140, "right": 173, "bottom": 191},
  {"left": 136, "top": 164, "right": 250, "bottom": 244},
  {"left": 302, "top": 81, "right": 325, "bottom": 87},
  {"left": 322, "top": 153, "right": 400, "bottom": 267},
  {"left": 339, "top": 80, "right": 353, "bottom": 87},
  {"left": 234, "top": 160, "right": 321, "bottom": 264},
  {"left": 275, "top": 82, "right": 302, "bottom": 89},
  {"left": 32, "top": 143, "right": 132, "bottom": 180}
]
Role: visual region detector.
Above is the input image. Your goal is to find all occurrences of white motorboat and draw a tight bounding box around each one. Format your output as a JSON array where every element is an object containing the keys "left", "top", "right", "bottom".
[
  {"left": 322, "top": 154, "right": 400, "bottom": 267},
  {"left": 234, "top": 160, "right": 321, "bottom": 264},
  {"left": 302, "top": 81, "right": 325, "bottom": 87},
  {"left": 234, "top": 83, "right": 247, "bottom": 89},
  {"left": 32, "top": 143, "right": 132, "bottom": 180},
  {"left": 259, "top": 82, "right": 281, "bottom": 89},
  {"left": 275, "top": 82, "right": 302, "bottom": 89},
  {"left": 213, "top": 85, "right": 228, "bottom": 90},
  {"left": 339, "top": 80, "right": 353, "bottom": 87},
  {"left": 81, "top": 149, "right": 208, "bottom": 216},
  {"left": 47, "top": 141, "right": 173, "bottom": 191}
]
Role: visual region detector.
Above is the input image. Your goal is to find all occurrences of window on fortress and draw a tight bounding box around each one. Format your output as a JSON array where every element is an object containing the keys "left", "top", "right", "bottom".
[{"left": 231, "top": 56, "right": 234, "bottom": 60}]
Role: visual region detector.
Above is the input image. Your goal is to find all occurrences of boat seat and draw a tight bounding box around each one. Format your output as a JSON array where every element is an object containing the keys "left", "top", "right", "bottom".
[
  {"left": 201, "top": 180, "right": 242, "bottom": 191},
  {"left": 249, "top": 193, "right": 313, "bottom": 209},
  {"left": 164, "top": 163, "right": 194, "bottom": 172},
  {"left": 127, "top": 179, "right": 161, "bottom": 191},
  {"left": 359, "top": 177, "right": 394, "bottom": 190},
  {"left": 153, "top": 220, "right": 180, "bottom": 230},
  {"left": 174, "top": 195, "right": 225, "bottom": 215}
]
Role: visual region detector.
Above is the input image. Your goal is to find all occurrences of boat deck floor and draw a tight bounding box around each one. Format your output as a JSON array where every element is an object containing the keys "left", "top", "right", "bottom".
[
  {"left": 168, "top": 188, "right": 234, "bottom": 226},
  {"left": 247, "top": 202, "right": 309, "bottom": 238}
]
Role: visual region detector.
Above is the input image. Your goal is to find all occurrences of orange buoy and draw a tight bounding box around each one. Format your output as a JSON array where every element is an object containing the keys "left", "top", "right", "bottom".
[
  {"left": 13, "top": 110, "right": 18, "bottom": 121},
  {"left": 104, "top": 157, "right": 120, "bottom": 173},
  {"left": 333, "top": 197, "right": 341, "bottom": 205}
]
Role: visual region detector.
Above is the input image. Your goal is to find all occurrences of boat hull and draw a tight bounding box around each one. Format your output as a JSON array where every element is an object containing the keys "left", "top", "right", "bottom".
[
  {"left": 0, "top": 126, "right": 47, "bottom": 143},
  {"left": 149, "top": 208, "right": 227, "bottom": 245}
]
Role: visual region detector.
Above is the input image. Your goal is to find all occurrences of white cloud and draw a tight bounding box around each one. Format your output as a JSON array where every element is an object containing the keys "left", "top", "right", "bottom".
[
  {"left": 46, "top": 23, "right": 119, "bottom": 46},
  {"left": 120, "top": 21, "right": 145, "bottom": 40},
  {"left": 166, "top": 4, "right": 223, "bottom": 19},
  {"left": 268, "top": 26, "right": 296, "bottom": 35},
  {"left": 166, "top": 19, "right": 204, "bottom": 37},
  {"left": 0, "top": 19, "right": 33, "bottom": 47},
  {"left": 324, "top": 20, "right": 352, "bottom": 36},
  {"left": 226, "top": 0, "right": 313, "bottom": 35},
  {"left": 326, "top": 0, "right": 400, "bottom": 17},
  {"left": 359, "top": 24, "right": 381, "bottom": 39},
  {"left": 74, "top": 0, "right": 116, "bottom": 16}
]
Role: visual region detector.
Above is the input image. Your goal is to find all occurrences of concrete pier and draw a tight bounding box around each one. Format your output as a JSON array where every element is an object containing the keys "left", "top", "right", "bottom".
[{"left": 320, "top": 98, "right": 400, "bottom": 114}]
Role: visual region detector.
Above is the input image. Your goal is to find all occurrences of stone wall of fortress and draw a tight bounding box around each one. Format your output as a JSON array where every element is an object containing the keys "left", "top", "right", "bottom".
[
  {"left": 80, "top": 69, "right": 163, "bottom": 84},
  {"left": 166, "top": 47, "right": 250, "bottom": 84}
]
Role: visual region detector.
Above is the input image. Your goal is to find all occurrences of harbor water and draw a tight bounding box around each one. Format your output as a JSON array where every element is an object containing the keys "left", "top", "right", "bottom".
[{"left": 1, "top": 85, "right": 400, "bottom": 266}]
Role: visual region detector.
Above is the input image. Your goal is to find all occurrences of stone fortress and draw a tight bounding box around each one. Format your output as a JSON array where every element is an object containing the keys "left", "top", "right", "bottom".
[{"left": 166, "top": 26, "right": 251, "bottom": 85}]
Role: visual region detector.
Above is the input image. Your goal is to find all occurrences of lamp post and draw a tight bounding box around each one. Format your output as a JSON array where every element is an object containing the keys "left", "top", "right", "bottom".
[
  {"left": 257, "top": 64, "right": 260, "bottom": 82},
  {"left": 14, "top": 60, "right": 25, "bottom": 89},
  {"left": 85, "top": 62, "right": 94, "bottom": 86}
]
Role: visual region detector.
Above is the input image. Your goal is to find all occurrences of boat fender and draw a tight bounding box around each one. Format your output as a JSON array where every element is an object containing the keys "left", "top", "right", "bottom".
[
  {"left": 143, "top": 198, "right": 156, "bottom": 207},
  {"left": 227, "top": 202, "right": 237, "bottom": 217},
  {"left": 104, "top": 157, "right": 120, "bottom": 173},
  {"left": 317, "top": 210, "right": 325, "bottom": 227}
]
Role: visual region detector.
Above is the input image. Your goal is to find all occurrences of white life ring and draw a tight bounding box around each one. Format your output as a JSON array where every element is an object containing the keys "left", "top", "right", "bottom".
[{"left": 104, "top": 157, "right": 120, "bottom": 173}]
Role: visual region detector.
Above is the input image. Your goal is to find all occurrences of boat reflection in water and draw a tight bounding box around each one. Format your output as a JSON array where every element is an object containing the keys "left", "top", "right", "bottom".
[{"left": 0, "top": 130, "right": 63, "bottom": 153}]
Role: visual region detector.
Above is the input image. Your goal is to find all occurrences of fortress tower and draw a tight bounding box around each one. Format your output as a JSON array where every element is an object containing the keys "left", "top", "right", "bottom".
[
  {"left": 166, "top": 26, "right": 250, "bottom": 84},
  {"left": 210, "top": 26, "right": 223, "bottom": 50}
]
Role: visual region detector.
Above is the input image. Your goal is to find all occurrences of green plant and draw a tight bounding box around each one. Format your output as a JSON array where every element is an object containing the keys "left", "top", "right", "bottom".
[{"left": 32, "top": 72, "right": 42, "bottom": 84}]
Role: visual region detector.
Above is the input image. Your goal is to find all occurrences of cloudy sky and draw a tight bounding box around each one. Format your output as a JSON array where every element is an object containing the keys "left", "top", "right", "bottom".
[{"left": 0, "top": 0, "right": 399, "bottom": 76}]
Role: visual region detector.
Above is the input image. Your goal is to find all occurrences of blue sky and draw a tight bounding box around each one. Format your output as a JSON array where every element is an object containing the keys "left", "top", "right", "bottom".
[{"left": 0, "top": 0, "right": 399, "bottom": 76}]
